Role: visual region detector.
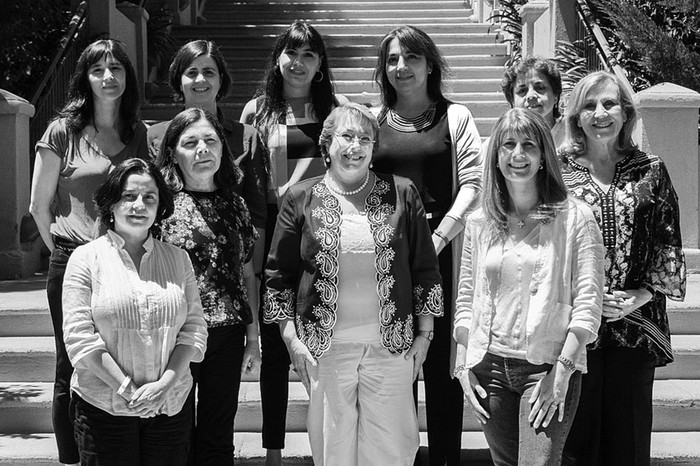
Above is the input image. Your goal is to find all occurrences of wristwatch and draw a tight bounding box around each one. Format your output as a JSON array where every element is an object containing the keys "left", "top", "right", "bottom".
[{"left": 417, "top": 330, "right": 434, "bottom": 341}]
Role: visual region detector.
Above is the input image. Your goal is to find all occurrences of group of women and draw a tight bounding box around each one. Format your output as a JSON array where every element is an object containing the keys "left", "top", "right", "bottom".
[{"left": 29, "top": 18, "right": 685, "bottom": 466}]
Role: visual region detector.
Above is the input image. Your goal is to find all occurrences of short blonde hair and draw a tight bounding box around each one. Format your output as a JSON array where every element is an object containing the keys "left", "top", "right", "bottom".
[{"left": 318, "top": 102, "right": 379, "bottom": 166}]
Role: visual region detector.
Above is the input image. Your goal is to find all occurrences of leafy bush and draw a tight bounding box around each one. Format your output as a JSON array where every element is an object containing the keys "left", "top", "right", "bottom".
[
  {"left": 590, "top": 0, "right": 700, "bottom": 93},
  {"left": 0, "top": 0, "right": 72, "bottom": 100}
]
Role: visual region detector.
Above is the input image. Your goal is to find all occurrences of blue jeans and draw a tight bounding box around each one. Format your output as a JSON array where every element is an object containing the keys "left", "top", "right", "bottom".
[
  {"left": 471, "top": 352, "right": 582, "bottom": 466},
  {"left": 47, "top": 240, "right": 80, "bottom": 464},
  {"left": 71, "top": 393, "right": 192, "bottom": 465}
]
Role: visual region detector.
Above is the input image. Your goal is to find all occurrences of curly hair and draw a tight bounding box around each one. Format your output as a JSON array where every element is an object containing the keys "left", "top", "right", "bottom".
[{"left": 501, "top": 56, "right": 563, "bottom": 120}]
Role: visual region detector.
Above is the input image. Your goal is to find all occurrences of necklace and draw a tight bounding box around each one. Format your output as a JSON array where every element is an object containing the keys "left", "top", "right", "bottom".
[
  {"left": 326, "top": 172, "right": 370, "bottom": 196},
  {"left": 386, "top": 104, "right": 437, "bottom": 133}
]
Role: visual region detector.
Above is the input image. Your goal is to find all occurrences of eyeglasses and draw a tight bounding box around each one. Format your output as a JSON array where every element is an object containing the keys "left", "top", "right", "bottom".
[{"left": 334, "top": 132, "right": 374, "bottom": 146}]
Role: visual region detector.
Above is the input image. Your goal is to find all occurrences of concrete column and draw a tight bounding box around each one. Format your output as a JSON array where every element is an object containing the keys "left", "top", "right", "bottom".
[
  {"left": 116, "top": 2, "right": 149, "bottom": 97},
  {"left": 521, "top": 0, "right": 553, "bottom": 57},
  {"left": 634, "top": 83, "right": 700, "bottom": 249},
  {"left": 0, "top": 90, "right": 40, "bottom": 279}
]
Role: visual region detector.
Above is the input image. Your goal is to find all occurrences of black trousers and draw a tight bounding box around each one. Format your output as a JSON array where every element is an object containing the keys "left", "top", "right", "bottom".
[
  {"left": 71, "top": 393, "right": 192, "bottom": 466},
  {"left": 563, "top": 346, "right": 656, "bottom": 466},
  {"left": 258, "top": 203, "right": 292, "bottom": 449},
  {"left": 419, "top": 245, "right": 465, "bottom": 466},
  {"left": 47, "top": 239, "right": 81, "bottom": 464},
  {"left": 188, "top": 324, "right": 246, "bottom": 466}
]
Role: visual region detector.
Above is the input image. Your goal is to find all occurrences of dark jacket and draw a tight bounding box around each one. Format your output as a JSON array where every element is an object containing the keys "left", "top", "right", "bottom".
[{"left": 264, "top": 172, "right": 444, "bottom": 358}]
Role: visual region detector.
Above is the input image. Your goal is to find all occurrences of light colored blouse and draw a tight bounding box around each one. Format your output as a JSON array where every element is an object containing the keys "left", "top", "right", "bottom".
[
  {"left": 455, "top": 198, "right": 605, "bottom": 372},
  {"left": 62, "top": 230, "right": 208, "bottom": 417},
  {"left": 335, "top": 212, "right": 381, "bottom": 343},
  {"left": 485, "top": 229, "right": 539, "bottom": 359}
]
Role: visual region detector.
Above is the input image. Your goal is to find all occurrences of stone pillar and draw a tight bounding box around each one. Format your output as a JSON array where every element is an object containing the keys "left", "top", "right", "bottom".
[
  {"left": 0, "top": 90, "right": 40, "bottom": 279},
  {"left": 521, "top": 0, "right": 553, "bottom": 57},
  {"left": 116, "top": 2, "right": 149, "bottom": 96},
  {"left": 635, "top": 83, "right": 700, "bottom": 249}
]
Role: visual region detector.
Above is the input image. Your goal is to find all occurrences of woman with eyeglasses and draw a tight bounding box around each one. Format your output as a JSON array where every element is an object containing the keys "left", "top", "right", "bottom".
[
  {"left": 371, "top": 25, "right": 483, "bottom": 465},
  {"left": 264, "top": 102, "right": 443, "bottom": 465}
]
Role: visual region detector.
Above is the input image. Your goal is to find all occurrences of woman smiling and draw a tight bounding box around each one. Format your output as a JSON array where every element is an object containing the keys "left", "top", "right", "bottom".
[{"left": 264, "top": 102, "right": 443, "bottom": 465}]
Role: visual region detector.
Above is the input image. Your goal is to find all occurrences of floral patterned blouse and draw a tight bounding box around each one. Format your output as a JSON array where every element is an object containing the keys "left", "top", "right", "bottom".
[
  {"left": 561, "top": 150, "right": 686, "bottom": 366},
  {"left": 159, "top": 188, "right": 258, "bottom": 328}
]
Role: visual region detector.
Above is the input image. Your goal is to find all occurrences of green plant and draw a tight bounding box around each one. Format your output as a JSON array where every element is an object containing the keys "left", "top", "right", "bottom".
[
  {"left": 0, "top": 0, "right": 72, "bottom": 100},
  {"left": 553, "top": 40, "right": 591, "bottom": 95},
  {"left": 487, "top": 0, "right": 528, "bottom": 65},
  {"left": 589, "top": 0, "right": 700, "bottom": 93}
]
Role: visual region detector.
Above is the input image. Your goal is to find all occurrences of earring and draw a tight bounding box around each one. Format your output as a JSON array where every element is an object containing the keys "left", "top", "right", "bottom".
[
  {"left": 369, "top": 162, "right": 373, "bottom": 169},
  {"left": 110, "top": 213, "right": 114, "bottom": 224},
  {"left": 314, "top": 71, "right": 324, "bottom": 83},
  {"left": 324, "top": 156, "right": 331, "bottom": 164},
  {"left": 539, "top": 164, "right": 544, "bottom": 170}
]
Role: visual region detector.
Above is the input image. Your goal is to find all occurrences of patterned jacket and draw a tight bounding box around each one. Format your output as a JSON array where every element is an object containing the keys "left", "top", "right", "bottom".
[{"left": 264, "top": 172, "right": 444, "bottom": 358}]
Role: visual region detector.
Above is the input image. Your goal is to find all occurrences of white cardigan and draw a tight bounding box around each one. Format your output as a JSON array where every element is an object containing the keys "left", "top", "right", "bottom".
[{"left": 454, "top": 197, "right": 605, "bottom": 372}]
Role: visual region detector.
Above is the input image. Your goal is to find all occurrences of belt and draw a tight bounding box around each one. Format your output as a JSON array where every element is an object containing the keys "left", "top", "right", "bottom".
[{"left": 53, "top": 235, "right": 82, "bottom": 253}]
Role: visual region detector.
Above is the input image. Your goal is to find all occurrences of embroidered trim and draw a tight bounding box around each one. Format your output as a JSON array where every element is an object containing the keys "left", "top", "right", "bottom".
[
  {"left": 386, "top": 105, "right": 437, "bottom": 133},
  {"left": 414, "top": 284, "right": 444, "bottom": 317},
  {"left": 263, "top": 288, "right": 295, "bottom": 323}
]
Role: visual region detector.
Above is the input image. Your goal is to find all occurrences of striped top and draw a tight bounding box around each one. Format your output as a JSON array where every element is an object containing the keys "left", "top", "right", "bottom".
[{"left": 62, "top": 230, "right": 208, "bottom": 416}]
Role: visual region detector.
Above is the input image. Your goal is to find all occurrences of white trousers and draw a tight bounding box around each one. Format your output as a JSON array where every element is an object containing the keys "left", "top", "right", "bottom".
[{"left": 306, "top": 341, "right": 419, "bottom": 466}]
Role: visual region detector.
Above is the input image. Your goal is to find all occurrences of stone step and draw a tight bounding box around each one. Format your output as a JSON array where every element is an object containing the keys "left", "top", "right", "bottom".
[
  {"left": 3, "top": 333, "right": 699, "bottom": 383},
  {"left": 2, "top": 379, "right": 700, "bottom": 435},
  {"left": 175, "top": 23, "right": 494, "bottom": 36},
  {"left": 216, "top": 42, "right": 508, "bottom": 57},
  {"left": 216, "top": 65, "right": 507, "bottom": 81},
  {"left": 2, "top": 431, "right": 700, "bottom": 465},
  {"left": 204, "top": 1, "right": 470, "bottom": 11},
  {"left": 172, "top": 32, "right": 500, "bottom": 47},
  {"left": 199, "top": 9, "right": 472, "bottom": 21},
  {"left": 203, "top": 15, "right": 476, "bottom": 25}
]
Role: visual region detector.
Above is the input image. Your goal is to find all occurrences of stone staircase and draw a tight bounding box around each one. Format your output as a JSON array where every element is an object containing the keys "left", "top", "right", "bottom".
[
  {"left": 5, "top": 1, "right": 700, "bottom": 464},
  {"left": 142, "top": 0, "right": 511, "bottom": 137},
  {"left": 1, "top": 274, "right": 700, "bottom": 464}
]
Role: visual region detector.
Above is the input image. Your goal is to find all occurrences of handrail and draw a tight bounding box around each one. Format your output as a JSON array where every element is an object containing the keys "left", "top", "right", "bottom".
[
  {"left": 29, "top": 1, "right": 90, "bottom": 168},
  {"left": 574, "top": 0, "right": 635, "bottom": 97},
  {"left": 30, "top": 1, "right": 88, "bottom": 106}
]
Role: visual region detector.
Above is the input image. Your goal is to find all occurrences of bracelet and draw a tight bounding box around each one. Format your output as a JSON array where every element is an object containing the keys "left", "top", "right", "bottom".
[
  {"left": 641, "top": 283, "right": 655, "bottom": 296},
  {"left": 433, "top": 230, "right": 448, "bottom": 243},
  {"left": 557, "top": 355, "right": 577, "bottom": 372},
  {"left": 453, "top": 365, "right": 467, "bottom": 378},
  {"left": 117, "top": 375, "right": 132, "bottom": 398}
]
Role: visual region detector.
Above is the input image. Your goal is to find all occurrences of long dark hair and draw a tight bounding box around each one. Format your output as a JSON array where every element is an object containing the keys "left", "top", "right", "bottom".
[
  {"left": 94, "top": 158, "right": 174, "bottom": 232},
  {"left": 253, "top": 21, "right": 337, "bottom": 142},
  {"left": 481, "top": 108, "right": 568, "bottom": 239},
  {"left": 59, "top": 39, "right": 140, "bottom": 142},
  {"left": 373, "top": 25, "right": 450, "bottom": 110},
  {"left": 154, "top": 107, "right": 242, "bottom": 193},
  {"left": 168, "top": 40, "right": 233, "bottom": 103}
]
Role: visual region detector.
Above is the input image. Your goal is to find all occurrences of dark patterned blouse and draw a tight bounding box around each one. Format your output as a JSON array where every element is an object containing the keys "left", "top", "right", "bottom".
[
  {"left": 561, "top": 150, "right": 686, "bottom": 366},
  {"left": 159, "top": 189, "right": 258, "bottom": 328}
]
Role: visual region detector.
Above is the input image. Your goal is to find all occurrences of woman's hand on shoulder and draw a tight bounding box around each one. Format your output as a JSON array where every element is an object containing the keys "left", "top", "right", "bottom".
[
  {"left": 457, "top": 368, "right": 489, "bottom": 424},
  {"left": 241, "top": 337, "right": 262, "bottom": 377},
  {"left": 603, "top": 288, "right": 653, "bottom": 322}
]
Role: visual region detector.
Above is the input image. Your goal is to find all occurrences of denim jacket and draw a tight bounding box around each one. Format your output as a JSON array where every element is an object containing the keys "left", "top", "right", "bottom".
[{"left": 454, "top": 197, "right": 604, "bottom": 372}]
